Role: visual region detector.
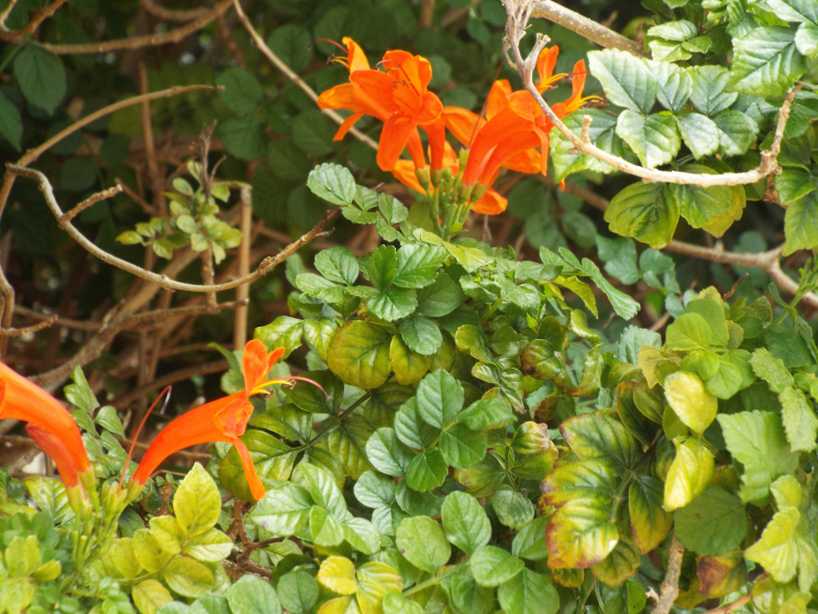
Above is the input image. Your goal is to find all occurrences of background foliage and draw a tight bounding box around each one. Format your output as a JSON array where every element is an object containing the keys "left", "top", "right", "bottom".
[{"left": 2, "top": 0, "right": 818, "bottom": 612}]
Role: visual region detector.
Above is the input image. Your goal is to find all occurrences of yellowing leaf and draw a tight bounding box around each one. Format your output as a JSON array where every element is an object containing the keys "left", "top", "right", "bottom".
[
  {"left": 663, "top": 371, "right": 717, "bottom": 434},
  {"left": 132, "top": 579, "right": 172, "bottom": 614},
  {"left": 318, "top": 556, "right": 358, "bottom": 595},
  {"left": 591, "top": 539, "right": 641, "bottom": 587},
  {"left": 663, "top": 438, "right": 714, "bottom": 511}
]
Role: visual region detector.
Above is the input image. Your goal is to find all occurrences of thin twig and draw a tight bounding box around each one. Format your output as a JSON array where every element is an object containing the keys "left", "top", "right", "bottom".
[
  {"left": 39, "top": 0, "right": 232, "bottom": 54},
  {"left": 503, "top": 1, "right": 798, "bottom": 187},
  {"left": 0, "top": 84, "right": 216, "bottom": 219},
  {"left": 0, "top": 0, "right": 19, "bottom": 30},
  {"left": 7, "top": 166, "right": 340, "bottom": 294},
  {"left": 14, "top": 306, "right": 102, "bottom": 332},
  {"left": 652, "top": 534, "right": 684, "bottom": 614},
  {"left": 60, "top": 184, "right": 123, "bottom": 223},
  {"left": 0, "top": 264, "right": 14, "bottom": 357},
  {"left": 530, "top": 0, "right": 643, "bottom": 55},
  {"left": 0, "top": 0, "right": 66, "bottom": 42},
  {"left": 0, "top": 316, "right": 57, "bottom": 337},
  {"left": 138, "top": 62, "right": 166, "bottom": 215},
  {"left": 421, "top": 0, "right": 436, "bottom": 28},
  {"left": 232, "top": 0, "right": 379, "bottom": 151},
  {"left": 233, "top": 186, "right": 252, "bottom": 348},
  {"left": 140, "top": 0, "right": 209, "bottom": 22}
]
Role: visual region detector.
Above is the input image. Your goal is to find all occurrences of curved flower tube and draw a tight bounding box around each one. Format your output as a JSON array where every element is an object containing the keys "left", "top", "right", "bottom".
[
  {"left": 0, "top": 363, "right": 91, "bottom": 489},
  {"left": 131, "top": 340, "right": 309, "bottom": 501}
]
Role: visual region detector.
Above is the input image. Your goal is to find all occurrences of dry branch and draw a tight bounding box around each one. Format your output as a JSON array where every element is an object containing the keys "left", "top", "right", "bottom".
[
  {"left": 530, "top": 0, "right": 643, "bottom": 54},
  {"left": 502, "top": 0, "right": 797, "bottom": 187},
  {"left": 0, "top": 84, "right": 217, "bottom": 219},
  {"left": 0, "top": 0, "right": 67, "bottom": 43},
  {"left": 652, "top": 535, "right": 684, "bottom": 614},
  {"left": 39, "top": 0, "right": 232, "bottom": 54}
]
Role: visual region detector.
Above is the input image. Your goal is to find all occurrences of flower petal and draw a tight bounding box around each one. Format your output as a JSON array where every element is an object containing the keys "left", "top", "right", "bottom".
[
  {"left": 231, "top": 437, "right": 266, "bottom": 501},
  {"left": 377, "top": 115, "right": 416, "bottom": 171}
]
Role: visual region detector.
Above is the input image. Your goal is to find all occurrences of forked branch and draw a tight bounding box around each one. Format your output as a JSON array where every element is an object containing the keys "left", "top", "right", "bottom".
[{"left": 502, "top": 0, "right": 797, "bottom": 187}]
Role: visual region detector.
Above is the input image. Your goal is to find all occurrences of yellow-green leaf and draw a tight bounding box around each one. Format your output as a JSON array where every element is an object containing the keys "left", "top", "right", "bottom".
[
  {"left": 663, "top": 371, "right": 718, "bottom": 435},
  {"left": 663, "top": 437, "right": 714, "bottom": 511},
  {"left": 318, "top": 556, "right": 358, "bottom": 595}
]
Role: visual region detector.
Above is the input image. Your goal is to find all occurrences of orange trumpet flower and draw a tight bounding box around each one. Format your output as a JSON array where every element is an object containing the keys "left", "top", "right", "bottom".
[
  {"left": 317, "top": 39, "right": 446, "bottom": 172},
  {"left": 131, "top": 340, "right": 297, "bottom": 501},
  {"left": 0, "top": 363, "right": 91, "bottom": 489}
]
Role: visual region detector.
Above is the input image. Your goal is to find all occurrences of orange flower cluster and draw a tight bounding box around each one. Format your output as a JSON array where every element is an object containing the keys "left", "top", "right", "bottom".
[
  {"left": 318, "top": 38, "right": 594, "bottom": 215},
  {"left": 0, "top": 340, "right": 307, "bottom": 504}
]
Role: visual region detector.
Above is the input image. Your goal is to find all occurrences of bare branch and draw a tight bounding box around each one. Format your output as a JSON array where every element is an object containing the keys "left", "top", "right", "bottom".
[
  {"left": 14, "top": 306, "right": 102, "bottom": 332},
  {"left": 0, "top": 0, "right": 19, "bottom": 30},
  {"left": 7, "top": 166, "right": 340, "bottom": 294},
  {"left": 0, "top": 316, "right": 57, "bottom": 337},
  {"left": 502, "top": 1, "right": 798, "bottom": 187},
  {"left": 0, "top": 84, "right": 217, "bottom": 219},
  {"left": 140, "top": 0, "right": 209, "bottom": 22},
  {"left": 233, "top": 186, "right": 252, "bottom": 348},
  {"left": 530, "top": 0, "right": 643, "bottom": 55},
  {"left": 0, "top": 264, "right": 14, "bottom": 357},
  {"left": 0, "top": 0, "right": 67, "bottom": 43},
  {"left": 138, "top": 62, "right": 166, "bottom": 214},
  {"left": 232, "top": 0, "right": 379, "bottom": 152},
  {"left": 39, "top": 0, "right": 232, "bottom": 54},
  {"left": 112, "top": 360, "right": 228, "bottom": 409},
  {"left": 652, "top": 535, "right": 684, "bottom": 614},
  {"left": 60, "top": 183, "right": 123, "bottom": 223}
]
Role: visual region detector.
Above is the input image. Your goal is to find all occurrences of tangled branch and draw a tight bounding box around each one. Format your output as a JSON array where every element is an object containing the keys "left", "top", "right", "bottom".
[{"left": 502, "top": 0, "right": 797, "bottom": 187}]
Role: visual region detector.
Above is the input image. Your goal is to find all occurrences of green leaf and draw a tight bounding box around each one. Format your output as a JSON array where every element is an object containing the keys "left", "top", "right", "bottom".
[
  {"left": 676, "top": 113, "right": 719, "bottom": 159},
  {"left": 717, "top": 411, "right": 799, "bottom": 502},
  {"left": 628, "top": 477, "right": 672, "bottom": 553},
  {"left": 459, "top": 397, "right": 515, "bottom": 431},
  {"left": 416, "top": 370, "right": 464, "bottom": 429},
  {"left": 132, "top": 579, "right": 173, "bottom": 614},
  {"left": 277, "top": 571, "right": 319, "bottom": 614},
  {"left": 13, "top": 44, "right": 66, "bottom": 115},
  {"left": 729, "top": 27, "right": 805, "bottom": 96},
  {"left": 776, "top": 169, "right": 816, "bottom": 206},
  {"left": 396, "top": 516, "right": 451, "bottom": 573},
  {"left": 440, "top": 424, "right": 487, "bottom": 469},
  {"left": 441, "top": 491, "right": 491, "bottom": 555},
  {"left": 393, "top": 244, "right": 447, "bottom": 289},
  {"left": 605, "top": 182, "right": 678, "bottom": 248},
  {"left": 688, "top": 66, "right": 737, "bottom": 115},
  {"left": 511, "top": 516, "right": 550, "bottom": 561},
  {"left": 249, "top": 482, "right": 312, "bottom": 536},
  {"left": 0, "top": 93, "right": 22, "bottom": 150},
  {"left": 362, "top": 245, "right": 398, "bottom": 289},
  {"left": 406, "top": 449, "right": 448, "bottom": 491},
  {"left": 382, "top": 592, "right": 424, "bottom": 614},
  {"left": 417, "top": 272, "right": 464, "bottom": 317},
  {"left": 714, "top": 110, "right": 758, "bottom": 156},
  {"left": 550, "top": 108, "right": 619, "bottom": 180},
  {"left": 368, "top": 286, "right": 418, "bottom": 321},
  {"left": 218, "top": 116, "right": 264, "bottom": 160},
  {"left": 399, "top": 316, "right": 442, "bottom": 356},
  {"left": 615, "top": 110, "right": 681, "bottom": 168},
  {"left": 663, "top": 371, "right": 718, "bottom": 434},
  {"left": 491, "top": 489, "right": 535, "bottom": 530},
  {"left": 254, "top": 315, "right": 303, "bottom": 357},
  {"left": 173, "top": 464, "right": 220, "bottom": 536},
  {"left": 353, "top": 470, "right": 396, "bottom": 509},
  {"left": 366, "top": 428, "right": 412, "bottom": 477},
  {"left": 226, "top": 575, "right": 281, "bottom": 614},
  {"left": 267, "top": 24, "right": 313, "bottom": 72},
  {"left": 675, "top": 486, "right": 748, "bottom": 555},
  {"left": 307, "top": 163, "right": 357, "bottom": 206},
  {"left": 587, "top": 50, "right": 657, "bottom": 113},
  {"left": 668, "top": 176, "right": 746, "bottom": 238},
  {"left": 595, "top": 235, "right": 639, "bottom": 285},
  {"left": 751, "top": 348, "right": 794, "bottom": 393},
  {"left": 783, "top": 192, "right": 818, "bottom": 254},
  {"left": 663, "top": 437, "right": 715, "bottom": 511},
  {"left": 315, "top": 247, "right": 359, "bottom": 285},
  {"left": 389, "top": 337, "right": 431, "bottom": 386},
  {"left": 795, "top": 21, "right": 818, "bottom": 56},
  {"left": 328, "top": 321, "right": 391, "bottom": 389},
  {"left": 470, "top": 545, "right": 525, "bottom": 587},
  {"left": 767, "top": 0, "right": 818, "bottom": 23},
  {"left": 344, "top": 517, "right": 381, "bottom": 555},
  {"left": 666, "top": 313, "right": 715, "bottom": 351},
  {"left": 215, "top": 68, "right": 263, "bottom": 116},
  {"left": 497, "top": 569, "right": 560, "bottom": 614},
  {"left": 780, "top": 386, "right": 818, "bottom": 452}
]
